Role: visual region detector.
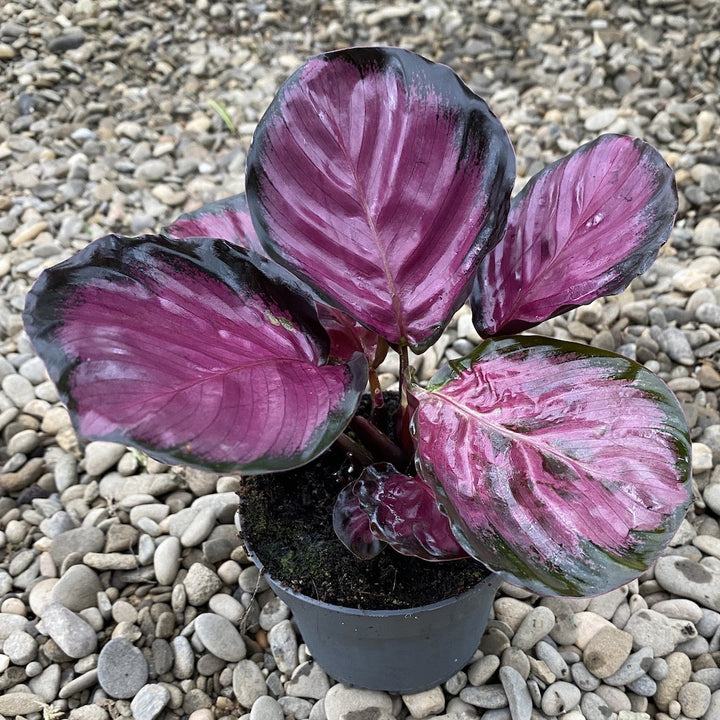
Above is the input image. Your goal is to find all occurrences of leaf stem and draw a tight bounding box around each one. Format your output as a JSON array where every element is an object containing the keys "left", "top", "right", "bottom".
[
  {"left": 335, "top": 432, "right": 374, "bottom": 468},
  {"left": 396, "top": 344, "right": 414, "bottom": 465}
]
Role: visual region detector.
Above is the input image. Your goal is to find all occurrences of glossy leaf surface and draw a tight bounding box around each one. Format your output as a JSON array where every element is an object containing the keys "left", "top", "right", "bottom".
[
  {"left": 472, "top": 135, "right": 677, "bottom": 335},
  {"left": 412, "top": 336, "right": 691, "bottom": 596},
  {"left": 163, "top": 193, "right": 264, "bottom": 253},
  {"left": 24, "top": 234, "right": 367, "bottom": 473},
  {"left": 333, "top": 481, "right": 386, "bottom": 560},
  {"left": 354, "top": 463, "right": 470, "bottom": 560},
  {"left": 247, "top": 46, "right": 515, "bottom": 350}
]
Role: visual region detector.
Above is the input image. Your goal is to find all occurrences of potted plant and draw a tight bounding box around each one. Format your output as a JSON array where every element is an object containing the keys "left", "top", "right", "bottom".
[{"left": 23, "top": 47, "right": 692, "bottom": 693}]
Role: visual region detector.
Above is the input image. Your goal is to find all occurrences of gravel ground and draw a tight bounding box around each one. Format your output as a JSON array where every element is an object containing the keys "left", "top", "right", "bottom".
[{"left": 2, "top": 1, "right": 720, "bottom": 719}]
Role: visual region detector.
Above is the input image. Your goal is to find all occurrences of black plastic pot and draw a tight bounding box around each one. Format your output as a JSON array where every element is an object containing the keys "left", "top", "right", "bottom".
[{"left": 246, "top": 542, "right": 501, "bottom": 694}]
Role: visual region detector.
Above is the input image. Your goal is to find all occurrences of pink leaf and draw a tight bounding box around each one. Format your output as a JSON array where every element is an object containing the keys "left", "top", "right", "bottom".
[
  {"left": 24, "top": 234, "right": 367, "bottom": 473},
  {"left": 412, "top": 336, "right": 692, "bottom": 596},
  {"left": 473, "top": 135, "right": 677, "bottom": 335},
  {"left": 247, "top": 47, "right": 514, "bottom": 350}
]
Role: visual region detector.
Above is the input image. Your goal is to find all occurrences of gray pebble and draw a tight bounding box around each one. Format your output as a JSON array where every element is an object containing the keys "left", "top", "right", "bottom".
[
  {"left": 460, "top": 684, "right": 508, "bottom": 709},
  {"left": 512, "top": 606, "right": 555, "bottom": 650},
  {"left": 571, "top": 662, "right": 601, "bottom": 691},
  {"left": 250, "top": 695, "right": 285, "bottom": 720},
  {"left": 286, "top": 661, "right": 331, "bottom": 700},
  {"left": 83, "top": 441, "right": 126, "bottom": 475},
  {"left": 208, "top": 593, "right": 245, "bottom": 624},
  {"left": 233, "top": 659, "right": 268, "bottom": 709},
  {"left": 154, "top": 535, "right": 181, "bottom": 585},
  {"left": 194, "top": 612, "right": 247, "bottom": 662},
  {"left": 603, "top": 646, "right": 654, "bottom": 686},
  {"left": 624, "top": 609, "right": 678, "bottom": 656},
  {"left": 2, "top": 373, "right": 36, "bottom": 407},
  {"left": 654, "top": 555, "right": 720, "bottom": 611},
  {"left": 541, "top": 681, "right": 581, "bottom": 715},
  {"left": 468, "top": 654, "right": 501, "bottom": 686},
  {"left": 583, "top": 626, "right": 634, "bottom": 678},
  {"left": 28, "top": 663, "right": 61, "bottom": 703},
  {"left": 278, "top": 696, "right": 313, "bottom": 719},
  {"left": 678, "top": 681, "right": 711, "bottom": 718},
  {"left": 183, "top": 562, "right": 222, "bottom": 605},
  {"left": 259, "top": 596, "right": 291, "bottom": 630},
  {"left": 181, "top": 506, "right": 216, "bottom": 547},
  {"left": 171, "top": 635, "right": 195, "bottom": 679},
  {"left": 50, "top": 563, "right": 101, "bottom": 612},
  {"left": 129, "top": 684, "right": 171, "bottom": 720},
  {"left": 581, "top": 692, "right": 612, "bottom": 720},
  {"left": 39, "top": 601, "right": 97, "bottom": 658},
  {"left": 661, "top": 328, "right": 695, "bottom": 365},
  {"left": 269, "top": 618, "right": 299, "bottom": 674},
  {"left": 626, "top": 673, "right": 657, "bottom": 696},
  {"left": 499, "top": 665, "right": 532, "bottom": 720},
  {"left": 97, "top": 637, "right": 149, "bottom": 698},
  {"left": 535, "top": 640, "right": 570, "bottom": 680},
  {"left": 3, "top": 629, "right": 38, "bottom": 664}
]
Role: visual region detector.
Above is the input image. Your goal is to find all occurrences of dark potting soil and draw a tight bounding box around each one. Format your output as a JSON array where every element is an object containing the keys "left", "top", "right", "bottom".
[{"left": 237, "top": 396, "right": 490, "bottom": 610}]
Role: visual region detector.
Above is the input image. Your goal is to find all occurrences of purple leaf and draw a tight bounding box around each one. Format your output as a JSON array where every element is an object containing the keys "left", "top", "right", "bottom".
[
  {"left": 354, "top": 463, "right": 470, "bottom": 561},
  {"left": 163, "top": 193, "right": 264, "bottom": 253},
  {"left": 412, "top": 336, "right": 691, "bottom": 596},
  {"left": 23, "top": 234, "right": 368, "bottom": 473},
  {"left": 333, "top": 481, "right": 386, "bottom": 560},
  {"left": 472, "top": 135, "right": 678, "bottom": 336},
  {"left": 165, "top": 194, "right": 380, "bottom": 362},
  {"left": 247, "top": 47, "right": 515, "bottom": 351}
]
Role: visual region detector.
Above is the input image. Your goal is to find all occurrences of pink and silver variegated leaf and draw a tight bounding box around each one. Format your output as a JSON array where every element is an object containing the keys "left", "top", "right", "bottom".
[
  {"left": 246, "top": 47, "right": 515, "bottom": 351},
  {"left": 412, "top": 336, "right": 691, "bottom": 596},
  {"left": 23, "top": 234, "right": 367, "bottom": 473},
  {"left": 472, "top": 135, "right": 677, "bottom": 336},
  {"left": 333, "top": 481, "right": 386, "bottom": 560},
  {"left": 353, "top": 463, "right": 470, "bottom": 560},
  {"left": 163, "top": 193, "right": 264, "bottom": 253}
]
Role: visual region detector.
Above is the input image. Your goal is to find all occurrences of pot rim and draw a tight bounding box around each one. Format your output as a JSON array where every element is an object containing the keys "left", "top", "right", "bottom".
[{"left": 242, "top": 529, "right": 501, "bottom": 618}]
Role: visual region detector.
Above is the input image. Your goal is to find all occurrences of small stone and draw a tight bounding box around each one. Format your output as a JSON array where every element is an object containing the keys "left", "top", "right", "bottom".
[
  {"left": 259, "top": 597, "right": 291, "bottom": 630},
  {"left": 693, "top": 443, "right": 714, "bottom": 473},
  {"left": 678, "top": 681, "right": 711, "bottom": 718},
  {"left": 130, "top": 684, "right": 171, "bottom": 720},
  {"left": 39, "top": 601, "right": 97, "bottom": 658},
  {"left": 249, "top": 695, "right": 284, "bottom": 720},
  {"left": 208, "top": 593, "right": 244, "bottom": 624},
  {"left": 84, "top": 441, "right": 126, "bottom": 475},
  {"left": 154, "top": 536, "right": 182, "bottom": 585},
  {"left": 181, "top": 507, "right": 216, "bottom": 547},
  {"left": 97, "top": 637, "right": 149, "bottom": 698},
  {"left": 402, "top": 686, "right": 445, "bottom": 718},
  {"left": 603, "top": 647, "right": 654, "bottom": 687},
  {"left": 1, "top": 374, "right": 35, "bottom": 408},
  {"left": 3, "top": 629, "right": 38, "bottom": 664},
  {"left": 661, "top": 328, "right": 695, "bottom": 365},
  {"left": 541, "top": 681, "right": 581, "bottom": 715},
  {"left": 268, "top": 618, "right": 298, "bottom": 674},
  {"left": 585, "top": 108, "right": 618, "bottom": 131},
  {"left": 654, "top": 556, "right": 720, "bottom": 611},
  {"left": 655, "top": 652, "right": 692, "bottom": 712},
  {"left": 232, "top": 659, "right": 268, "bottom": 709},
  {"left": 467, "top": 654, "right": 501, "bottom": 685},
  {"left": 583, "top": 626, "right": 634, "bottom": 678},
  {"left": 323, "top": 684, "right": 394, "bottom": 720},
  {"left": 624, "top": 609, "right": 677, "bottom": 656},
  {"left": 194, "top": 612, "right": 247, "bottom": 662},
  {"left": 48, "top": 31, "right": 86, "bottom": 53},
  {"left": 7, "top": 428, "right": 40, "bottom": 455},
  {"left": 184, "top": 562, "right": 222, "bottom": 605},
  {"left": 50, "top": 564, "right": 101, "bottom": 611},
  {"left": 459, "top": 686, "right": 510, "bottom": 715},
  {"left": 512, "top": 606, "right": 555, "bottom": 650},
  {"left": 0, "top": 693, "right": 45, "bottom": 716},
  {"left": 286, "top": 661, "right": 331, "bottom": 700},
  {"left": 499, "top": 665, "right": 532, "bottom": 720},
  {"left": 171, "top": 635, "right": 195, "bottom": 679}
]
